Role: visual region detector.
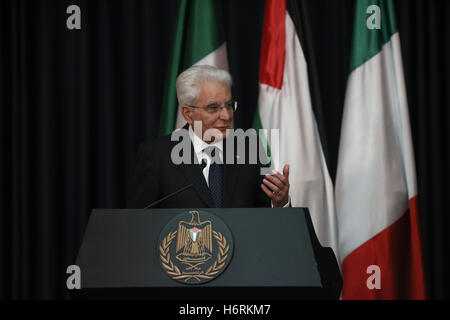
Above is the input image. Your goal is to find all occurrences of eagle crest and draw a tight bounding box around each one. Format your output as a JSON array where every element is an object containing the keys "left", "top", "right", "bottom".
[{"left": 175, "top": 211, "right": 212, "bottom": 270}]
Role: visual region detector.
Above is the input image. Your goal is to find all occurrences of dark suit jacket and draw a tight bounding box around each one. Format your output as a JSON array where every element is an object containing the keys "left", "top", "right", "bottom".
[{"left": 126, "top": 127, "right": 271, "bottom": 209}]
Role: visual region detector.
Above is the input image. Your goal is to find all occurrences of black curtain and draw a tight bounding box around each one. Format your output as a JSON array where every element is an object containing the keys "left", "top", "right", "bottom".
[{"left": 0, "top": 0, "right": 448, "bottom": 299}]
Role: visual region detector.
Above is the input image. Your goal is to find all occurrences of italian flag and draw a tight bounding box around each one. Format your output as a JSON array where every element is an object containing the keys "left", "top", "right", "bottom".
[
  {"left": 335, "top": 0, "right": 426, "bottom": 299},
  {"left": 255, "top": 0, "right": 339, "bottom": 260},
  {"left": 159, "top": 0, "right": 228, "bottom": 135}
]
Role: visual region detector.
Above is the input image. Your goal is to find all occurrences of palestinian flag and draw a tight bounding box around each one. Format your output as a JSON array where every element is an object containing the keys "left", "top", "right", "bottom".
[
  {"left": 159, "top": 0, "right": 228, "bottom": 135},
  {"left": 335, "top": 0, "right": 426, "bottom": 299},
  {"left": 255, "top": 0, "right": 339, "bottom": 260}
]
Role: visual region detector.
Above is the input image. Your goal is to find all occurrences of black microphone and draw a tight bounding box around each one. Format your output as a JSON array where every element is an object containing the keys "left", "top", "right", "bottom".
[{"left": 144, "top": 159, "right": 208, "bottom": 209}]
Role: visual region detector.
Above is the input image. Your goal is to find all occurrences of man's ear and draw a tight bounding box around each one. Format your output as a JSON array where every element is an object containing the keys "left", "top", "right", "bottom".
[{"left": 181, "top": 105, "right": 193, "bottom": 125}]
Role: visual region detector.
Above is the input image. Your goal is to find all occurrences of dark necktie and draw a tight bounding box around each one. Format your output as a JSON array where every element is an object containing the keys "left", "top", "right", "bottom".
[{"left": 205, "top": 146, "right": 222, "bottom": 208}]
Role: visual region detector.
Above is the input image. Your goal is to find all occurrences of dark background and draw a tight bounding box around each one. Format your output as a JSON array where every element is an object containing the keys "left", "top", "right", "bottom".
[{"left": 0, "top": 0, "right": 448, "bottom": 299}]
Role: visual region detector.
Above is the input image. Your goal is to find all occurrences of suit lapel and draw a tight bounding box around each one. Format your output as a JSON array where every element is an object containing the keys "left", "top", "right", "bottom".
[
  {"left": 177, "top": 135, "right": 215, "bottom": 208},
  {"left": 222, "top": 138, "right": 240, "bottom": 207}
]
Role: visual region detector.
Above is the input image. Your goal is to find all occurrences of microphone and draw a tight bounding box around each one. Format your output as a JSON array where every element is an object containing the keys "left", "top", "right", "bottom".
[{"left": 144, "top": 159, "right": 207, "bottom": 209}]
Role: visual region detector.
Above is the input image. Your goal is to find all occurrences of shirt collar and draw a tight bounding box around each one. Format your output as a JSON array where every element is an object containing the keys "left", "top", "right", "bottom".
[{"left": 188, "top": 125, "right": 223, "bottom": 155}]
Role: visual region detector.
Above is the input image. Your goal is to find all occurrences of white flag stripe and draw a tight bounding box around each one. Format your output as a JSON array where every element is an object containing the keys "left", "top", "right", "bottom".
[{"left": 336, "top": 33, "right": 417, "bottom": 260}]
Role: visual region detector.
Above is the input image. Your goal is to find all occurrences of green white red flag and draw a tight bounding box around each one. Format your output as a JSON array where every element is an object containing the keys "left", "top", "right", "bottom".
[{"left": 335, "top": 0, "right": 426, "bottom": 299}]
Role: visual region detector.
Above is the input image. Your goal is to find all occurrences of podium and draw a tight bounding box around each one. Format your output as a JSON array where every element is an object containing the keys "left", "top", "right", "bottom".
[{"left": 74, "top": 207, "right": 342, "bottom": 299}]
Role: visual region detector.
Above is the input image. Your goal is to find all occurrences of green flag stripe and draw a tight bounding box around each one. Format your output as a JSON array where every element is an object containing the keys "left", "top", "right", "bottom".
[
  {"left": 350, "top": 0, "right": 398, "bottom": 72},
  {"left": 183, "top": 0, "right": 225, "bottom": 66},
  {"left": 158, "top": 0, "right": 225, "bottom": 136},
  {"left": 159, "top": 0, "right": 188, "bottom": 136}
]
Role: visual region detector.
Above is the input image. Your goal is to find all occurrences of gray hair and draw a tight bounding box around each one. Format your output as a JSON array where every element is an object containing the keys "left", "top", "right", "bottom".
[{"left": 176, "top": 65, "right": 233, "bottom": 107}]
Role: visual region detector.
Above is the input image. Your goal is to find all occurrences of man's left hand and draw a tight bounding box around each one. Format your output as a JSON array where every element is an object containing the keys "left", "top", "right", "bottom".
[{"left": 261, "top": 164, "right": 290, "bottom": 208}]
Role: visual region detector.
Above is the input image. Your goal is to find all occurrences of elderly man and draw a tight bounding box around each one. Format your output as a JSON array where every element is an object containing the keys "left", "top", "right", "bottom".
[{"left": 127, "top": 65, "right": 290, "bottom": 209}]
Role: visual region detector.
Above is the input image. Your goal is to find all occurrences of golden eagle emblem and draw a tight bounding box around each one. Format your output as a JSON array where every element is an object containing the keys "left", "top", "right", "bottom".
[
  {"left": 158, "top": 210, "right": 233, "bottom": 284},
  {"left": 175, "top": 211, "right": 212, "bottom": 270}
]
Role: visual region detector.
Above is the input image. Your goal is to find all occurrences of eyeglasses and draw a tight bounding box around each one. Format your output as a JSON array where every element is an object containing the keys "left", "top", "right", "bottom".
[{"left": 186, "top": 100, "right": 238, "bottom": 114}]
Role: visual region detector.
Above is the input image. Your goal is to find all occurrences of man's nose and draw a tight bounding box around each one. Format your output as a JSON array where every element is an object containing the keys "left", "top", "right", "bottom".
[{"left": 219, "top": 106, "right": 232, "bottom": 120}]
